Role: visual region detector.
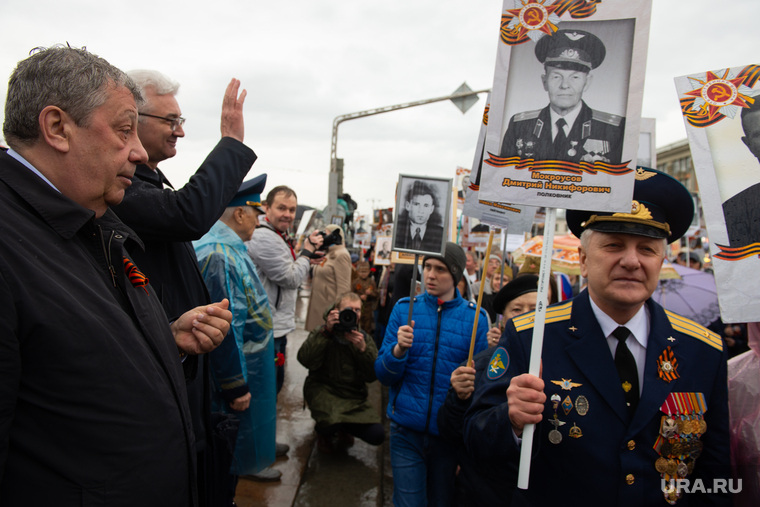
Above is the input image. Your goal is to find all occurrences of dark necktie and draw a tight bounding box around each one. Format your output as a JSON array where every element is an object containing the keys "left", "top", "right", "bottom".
[
  {"left": 612, "top": 326, "right": 639, "bottom": 415},
  {"left": 553, "top": 118, "right": 567, "bottom": 158},
  {"left": 412, "top": 227, "right": 421, "bottom": 250}
]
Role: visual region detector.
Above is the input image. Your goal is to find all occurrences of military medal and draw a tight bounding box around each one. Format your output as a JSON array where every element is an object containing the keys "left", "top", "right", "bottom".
[
  {"left": 657, "top": 347, "right": 680, "bottom": 382},
  {"left": 678, "top": 417, "right": 692, "bottom": 436},
  {"left": 548, "top": 416, "right": 565, "bottom": 444},
  {"left": 525, "top": 141, "right": 535, "bottom": 158},
  {"left": 582, "top": 138, "right": 609, "bottom": 158},
  {"left": 568, "top": 423, "right": 582, "bottom": 439},
  {"left": 567, "top": 141, "right": 578, "bottom": 157},
  {"left": 663, "top": 480, "right": 681, "bottom": 505},
  {"left": 551, "top": 393, "right": 561, "bottom": 411},
  {"left": 575, "top": 395, "right": 589, "bottom": 416},
  {"left": 551, "top": 378, "right": 582, "bottom": 391},
  {"left": 661, "top": 416, "right": 677, "bottom": 438},
  {"left": 562, "top": 396, "right": 573, "bottom": 415},
  {"left": 690, "top": 392, "right": 708, "bottom": 436},
  {"left": 666, "top": 458, "right": 678, "bottom": 476},
  {"left": 656, "top": 392, "right": 709, "bottom": 486}
]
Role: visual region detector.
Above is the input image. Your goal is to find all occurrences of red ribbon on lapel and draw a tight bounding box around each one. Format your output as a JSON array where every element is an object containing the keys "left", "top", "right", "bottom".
[{"left": 123, "top": 257, "right": 149, "bottom": 294}]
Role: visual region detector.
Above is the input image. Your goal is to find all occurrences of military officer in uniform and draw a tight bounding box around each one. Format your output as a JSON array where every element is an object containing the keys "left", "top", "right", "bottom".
[
  {"left": 499, "top": 29, "right": 625, "bottom": 164},
  {"left": 464, "top": 168, "right": 731, "bottom": 506}
]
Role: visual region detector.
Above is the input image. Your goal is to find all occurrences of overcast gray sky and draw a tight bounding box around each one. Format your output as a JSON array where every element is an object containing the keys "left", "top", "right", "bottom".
[{"left": 1, "top": 0, "right": 757, "bottom": 216}]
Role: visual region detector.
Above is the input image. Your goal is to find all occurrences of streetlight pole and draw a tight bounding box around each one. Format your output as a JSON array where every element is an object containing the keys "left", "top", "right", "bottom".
[{"left": 326, "top": 84, "right": 490, "bottom": 219}]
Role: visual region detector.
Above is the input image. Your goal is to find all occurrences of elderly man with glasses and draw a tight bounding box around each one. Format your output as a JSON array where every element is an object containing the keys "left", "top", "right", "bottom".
[{"left": 111, "top": 70, "right": 256, "bottom": 507}]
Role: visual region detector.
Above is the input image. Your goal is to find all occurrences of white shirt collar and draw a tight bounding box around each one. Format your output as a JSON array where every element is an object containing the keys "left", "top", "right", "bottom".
[
  {"left": 409, "top": 221, "right": 427, "bottom": 239},
  {"left": 549, "top": 101, "right": 583, "bottom": 135},
  {"left": 6, "top": 148, "right": 60, "bottom": 192},
  {"left": 589, "top": 296, "right": 650, "bottom": 350}
]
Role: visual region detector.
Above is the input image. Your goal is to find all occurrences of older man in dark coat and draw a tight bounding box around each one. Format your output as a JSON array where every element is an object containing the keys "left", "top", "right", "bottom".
[
  {"left": 111, "top": 70, "right": 255, "bottom": 505},
  {"left": 0, "top": 46, "right": 231, "bottom": 506}
]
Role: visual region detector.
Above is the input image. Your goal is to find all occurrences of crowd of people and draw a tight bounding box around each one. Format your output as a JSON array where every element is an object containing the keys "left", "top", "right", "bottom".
[{"left": 0, "top": 45, "right": 756, "bottom": 507}]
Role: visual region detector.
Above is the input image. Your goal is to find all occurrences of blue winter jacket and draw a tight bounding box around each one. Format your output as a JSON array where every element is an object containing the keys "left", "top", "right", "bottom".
[{"left": 375, "top": 290, "right": 489, "bottom": 436}]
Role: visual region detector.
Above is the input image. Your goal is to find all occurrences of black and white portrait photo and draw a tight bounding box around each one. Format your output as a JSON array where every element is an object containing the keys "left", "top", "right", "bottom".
[
  {"left": 391, "top": 175, "right": 452, "bottom": 256},
  {"left": 498, "top": 20, "right": 633, "bottom": 164},
  {"left": 479, "top": 1, "right": 652, "bottom": 213},
  {"left": 374, "top": 236, "right": 393, "bottom": 266}
]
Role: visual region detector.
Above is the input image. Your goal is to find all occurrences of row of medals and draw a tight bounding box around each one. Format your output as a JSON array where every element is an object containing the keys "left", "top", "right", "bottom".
[
  {"left": 657, "top": 414, "right": 706, "bottom": 504},
  {"left": 515, "top": 139, "right": 580, "bottom": 159},
  {"left": 548, "top": 393, "right": 588, "bottom": 444}
]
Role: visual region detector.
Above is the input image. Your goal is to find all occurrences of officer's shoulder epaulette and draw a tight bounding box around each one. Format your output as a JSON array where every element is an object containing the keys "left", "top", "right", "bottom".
[
  {"left": 513, "top": 300, "right": 573, "bottom": 332},
  {"left": 513, "top": 109, "right": 542, "bottom": 122},
  {"left": 665, "top": 310, "right": 723, "bottom": 352},
  {"left": 591, "top": 109, "right": 623, "bottom": 127}
]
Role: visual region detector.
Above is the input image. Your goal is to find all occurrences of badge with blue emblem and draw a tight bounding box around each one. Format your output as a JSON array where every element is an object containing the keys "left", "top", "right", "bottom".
[{"left": 487, "top": 347, "right": 509, "bottom": 380}]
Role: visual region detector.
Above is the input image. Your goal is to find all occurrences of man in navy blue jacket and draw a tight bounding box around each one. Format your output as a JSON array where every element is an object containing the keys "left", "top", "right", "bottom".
[
  {"left": 465, "top": 168, "right": 731, "bottom": 506},
  {"left": 375, "top": 242, "right": 489, "bottom": 506}
]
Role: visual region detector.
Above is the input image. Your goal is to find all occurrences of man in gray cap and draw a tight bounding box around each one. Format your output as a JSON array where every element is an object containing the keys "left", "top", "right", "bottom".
[
  {"left": 375, "top": 242, "right": 489, "bottom": 506},
  {"left": 499, "top": 29, "right": 625, "bottom": 164}
]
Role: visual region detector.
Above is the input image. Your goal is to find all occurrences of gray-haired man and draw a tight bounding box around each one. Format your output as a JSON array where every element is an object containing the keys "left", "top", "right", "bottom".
[
  {"left": 111, "top": 70, "right": 256, "bottom": 502},
  {"left": 0, "top": 45, "right": 232, "bottom": 506}
]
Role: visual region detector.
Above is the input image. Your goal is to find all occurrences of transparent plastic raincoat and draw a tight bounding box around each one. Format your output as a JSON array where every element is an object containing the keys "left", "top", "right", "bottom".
[
  {"left": 194, "top": 221, "right": 275, "bottom": 475},
  {"left": 728, "top": 321, "right": 760, "bottom": 506}
]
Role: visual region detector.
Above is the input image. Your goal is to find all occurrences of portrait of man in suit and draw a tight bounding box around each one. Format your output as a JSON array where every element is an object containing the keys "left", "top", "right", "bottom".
[{"left": 393, "top": 178, "right": 448, "bottom": 255}]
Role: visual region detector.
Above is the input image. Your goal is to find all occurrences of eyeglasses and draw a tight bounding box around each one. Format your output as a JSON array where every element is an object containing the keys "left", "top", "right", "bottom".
[{"left": 139, "top": 113, "right": 186, "bottom": 132}]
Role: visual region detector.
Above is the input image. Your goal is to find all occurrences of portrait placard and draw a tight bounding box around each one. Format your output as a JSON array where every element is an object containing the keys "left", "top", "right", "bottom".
[
  {"left": 374, "top": 236, "right": 393, "bottom": 266},
  {"left": 391, "top": 175, "right": 452, "bottom": 256},
  {"left": 675, "top": 64, "right": 760, "bottom": 322},
  {"left": 478, "top": 0, "right": 651, "bottom": 212},
  {"left": 463, "top": 96, "right": 537, "bottom": 232}
]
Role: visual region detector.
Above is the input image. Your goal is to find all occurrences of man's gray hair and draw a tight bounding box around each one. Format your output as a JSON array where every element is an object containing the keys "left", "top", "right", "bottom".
[
  {"left": 127, "top": 69, "right": 180, "bottom": 105},
  {"left": 3, "top": 45, "right": 142, "bottom": 149}
]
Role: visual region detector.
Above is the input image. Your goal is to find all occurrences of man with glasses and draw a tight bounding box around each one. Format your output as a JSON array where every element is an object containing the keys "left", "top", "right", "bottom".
[{"left": 112, "top": 69, "right": 256, "bottom": 506}]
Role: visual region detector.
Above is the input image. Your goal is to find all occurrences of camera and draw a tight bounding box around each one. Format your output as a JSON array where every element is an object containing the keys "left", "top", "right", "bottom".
[
  {"left": 316, "top": 228, "right": 343, "bottom": 251},
  {"left": 333, "top": 308, "right": 358, "bottom": 333}
]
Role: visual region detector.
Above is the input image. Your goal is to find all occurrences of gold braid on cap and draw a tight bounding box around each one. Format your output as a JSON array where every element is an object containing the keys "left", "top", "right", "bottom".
[
  {"left": 581, "top": 200, "right": 671, "bottom": 234},
  {"left": 245, "top": 200, "right": 261, "bottom": 207}
]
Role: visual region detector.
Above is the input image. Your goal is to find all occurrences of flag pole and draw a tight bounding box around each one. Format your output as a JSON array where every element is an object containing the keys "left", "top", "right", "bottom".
[{"left": 467, "top": 230, "right": 495, "bottom": 365}]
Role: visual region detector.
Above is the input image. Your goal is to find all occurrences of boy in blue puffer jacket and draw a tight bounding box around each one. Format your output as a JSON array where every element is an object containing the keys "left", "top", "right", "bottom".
[{"left": 375, "top": 242, "right": 489, "bottom": 507}]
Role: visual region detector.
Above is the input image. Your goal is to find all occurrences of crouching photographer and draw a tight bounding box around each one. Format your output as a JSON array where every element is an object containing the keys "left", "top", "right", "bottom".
[{"left": 297, "top": 292, "right": 385, "bottom": 453}]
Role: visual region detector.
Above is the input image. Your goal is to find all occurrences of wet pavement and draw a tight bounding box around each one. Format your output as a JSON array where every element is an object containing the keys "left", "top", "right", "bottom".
[{"left": 233, "top": 291, "right": 393, "bottom": 507}]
